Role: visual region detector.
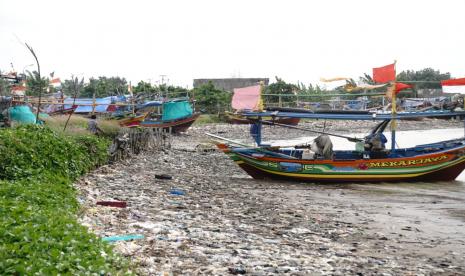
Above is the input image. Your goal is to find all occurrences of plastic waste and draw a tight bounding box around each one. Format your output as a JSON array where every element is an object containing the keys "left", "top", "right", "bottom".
[{"left": 102, "top": 234, "right": 144, "bottom": 242}]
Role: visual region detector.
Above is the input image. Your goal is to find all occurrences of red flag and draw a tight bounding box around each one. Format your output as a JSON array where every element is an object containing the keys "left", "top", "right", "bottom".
[
  {"left": 386, "top": 82, "right": 412, "bottom": 98},
  {"left": 395, "top": 82, "right": 413, "bottom": 93},
  {"left": 373, "top": 63, "right": 396, "bottom": 83}
]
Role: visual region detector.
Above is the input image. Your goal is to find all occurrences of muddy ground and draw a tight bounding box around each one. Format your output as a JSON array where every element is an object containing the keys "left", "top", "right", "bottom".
[{"left": 77, "top": 119, "right": 465, "bottom": 275}]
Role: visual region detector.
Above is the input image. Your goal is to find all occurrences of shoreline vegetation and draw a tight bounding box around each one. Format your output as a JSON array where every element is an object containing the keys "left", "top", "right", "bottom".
[{"left": 0, "top": 125, "right": 132, "bottom": 274}]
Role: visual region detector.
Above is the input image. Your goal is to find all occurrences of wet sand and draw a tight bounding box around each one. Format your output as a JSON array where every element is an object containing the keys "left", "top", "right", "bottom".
[{"left": 77, "top": 119, "right": 465, "bottom": 275}]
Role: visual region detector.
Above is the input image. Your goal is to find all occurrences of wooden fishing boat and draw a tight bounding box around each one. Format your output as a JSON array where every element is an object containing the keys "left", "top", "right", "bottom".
[
  {"left": 139, "top": 99, "right": 199, "bottom": 133},
  {"left": 140, "top": 113, "right": 200, "bottom": 133},
  {"left": 211, "top": 110, "right": 465, "bottom": 183},
  {"left": 48, "top": 105, "right": 78, "bottom": 116},
  {"left": 118, "top": 113, "right": 147, "bottom": 127}
]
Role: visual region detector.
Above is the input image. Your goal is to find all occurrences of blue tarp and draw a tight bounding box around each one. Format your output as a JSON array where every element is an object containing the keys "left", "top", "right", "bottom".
[
  {"left": 136, "top": 101, "right": 163, "bottom": 111},
  {"left": 64, "top": 97, "right": 117, "bottom": 113},
  {"left": 161, "top": 101, "right": 193, "bottom": 121}
]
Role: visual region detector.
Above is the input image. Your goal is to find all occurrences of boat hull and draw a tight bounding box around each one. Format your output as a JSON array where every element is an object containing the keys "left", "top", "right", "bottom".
[
  {"left": 217, "top": 142, "right": 465, "bottom": 183},
  {"left": 140, "top": 113, "right": 200, "bottom": 133},
  {"left": 118, "top": 114, "right": 147, "bottom": 127}
]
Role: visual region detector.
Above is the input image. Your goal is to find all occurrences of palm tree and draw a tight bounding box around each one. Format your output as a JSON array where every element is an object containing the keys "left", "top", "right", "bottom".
[{"left": 25, "top": 70, "right": 49, "bottom": 96}]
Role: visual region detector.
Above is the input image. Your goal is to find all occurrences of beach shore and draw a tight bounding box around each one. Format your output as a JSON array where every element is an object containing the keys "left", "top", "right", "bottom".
[{"left": 76, "top": 119, "right": 465, "bottom": 275}]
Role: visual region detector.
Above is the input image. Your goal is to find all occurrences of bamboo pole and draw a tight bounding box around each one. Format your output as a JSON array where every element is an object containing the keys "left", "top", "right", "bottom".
[
  {"left": 25, "top": 43, "right": 41, "bottom": 122},
  {"left": 391, "top": 61, "right": 398, "bottom": 153}
]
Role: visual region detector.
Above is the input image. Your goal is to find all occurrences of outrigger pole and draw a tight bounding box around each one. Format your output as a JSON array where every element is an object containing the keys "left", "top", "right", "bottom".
[
  {"left": 205, "top": 132, "right": 298, "bottom": 159},
  {"left": 259, "top": 120, "right": 363, "bottom": 142}
]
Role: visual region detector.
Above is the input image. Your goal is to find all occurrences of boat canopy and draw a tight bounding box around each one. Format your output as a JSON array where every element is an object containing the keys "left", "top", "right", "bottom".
[
  {"left": 162, "top": 100, "right": 193, "bottom": 121},
  {"left": 242, "top": 110, "right": 465, "bottom": 120},
  {"left": 136, "top": 101, "right": 163, "bottom": 111}
]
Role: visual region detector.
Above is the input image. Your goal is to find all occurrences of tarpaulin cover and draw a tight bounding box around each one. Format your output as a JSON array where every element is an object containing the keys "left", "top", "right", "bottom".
[
  {"left": 136, "top": 101, "right": 163, "bottom": 111},
  {"left": 232, "top": 85, "right": 262, "bottom": 111},
  {"left": 9, "top": 105, "right": 36, "bottom": 124},
  {"left": 162, "top": 101, "right": 193, "bottom": 121},
  {"left": 64, "top": 97, "right": 116, "bottom": 113}
]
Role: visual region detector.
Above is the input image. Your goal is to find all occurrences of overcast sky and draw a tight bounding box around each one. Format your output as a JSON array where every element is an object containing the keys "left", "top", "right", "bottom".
[{"left": 1, "top": 0, "right": 464, "bottom": 88}]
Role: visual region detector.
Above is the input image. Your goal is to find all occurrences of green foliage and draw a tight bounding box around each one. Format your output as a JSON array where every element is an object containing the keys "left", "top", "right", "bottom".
[
  {"left": 0, "top": 125, "right": 131, "bottom": 274},
  {"left": 0, "top": 176, "right": 131, "bottom": 275},
  {"left": 0, "top": 125, "right": 109, "bottom": 180},
  {"left": 263, "top": 77, "right": 299, "bottom": 106},
  {"left": 0, "top": 74, "right": 10, "bottom": 96},
  {"left": 397, "top": 68, "right": 450, "bottom": 89},
  {"left": 79, "top": 76, "right": 128, "bottom": 98},
  {"left": 133, "top": 82, "right": 190, "bottom": 100},
  {"left": 191, "top": 82, "right": 231, "bottom": 113},
  {"left": 25, "top": 71, "right": 49, "bottom": 96},
  {"left": 61, "top": 77, "right": 84, "bottom": 98},
  {"left": 296, "top": 82, "right": 327, "bottom": 102}
]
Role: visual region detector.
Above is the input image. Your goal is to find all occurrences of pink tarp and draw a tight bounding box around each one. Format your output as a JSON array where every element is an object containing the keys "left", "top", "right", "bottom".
[{"left": 231, "top": 85, "right": 261, "bottom": 111}]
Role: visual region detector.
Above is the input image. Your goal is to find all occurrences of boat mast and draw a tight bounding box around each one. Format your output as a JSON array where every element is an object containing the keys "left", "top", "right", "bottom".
[
  {"left": 252, "top": 81, "right": 265, "bottom": 146},
  {"left": 390, "top": 61, "right": 397, "bottom": 155}
]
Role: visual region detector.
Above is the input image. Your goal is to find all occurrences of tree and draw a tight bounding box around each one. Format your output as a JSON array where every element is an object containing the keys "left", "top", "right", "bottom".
[
  {"left": 297, "top": 82, "right": 326, "bottom": 102},
  {"left": 25, "top": 70, "right": 49, "bottom": 96},
  {"left": 191, "top": 82, "right": 231, "bottom": 113},
  {"left": 397, "top": 68, "right": 450, "bottom": 89},
  {"left": 0, "top": 71, "right": 11, "bottom": 96},
  {"left": 263, "top": 77, "right": 299, "bottom": 107},
  {"left": 79, "top": 77, "right": 128, "bottom": 98}
]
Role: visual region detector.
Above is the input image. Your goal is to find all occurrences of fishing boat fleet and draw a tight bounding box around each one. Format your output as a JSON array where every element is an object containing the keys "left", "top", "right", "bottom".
[{"left": 3, "top": 64, "right": 465, "bottom": 184}]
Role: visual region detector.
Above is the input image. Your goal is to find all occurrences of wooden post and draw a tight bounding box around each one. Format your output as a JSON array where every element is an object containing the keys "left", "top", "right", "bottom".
[{"left": 92, "top": 92, "right": 96, "bottom": 115}]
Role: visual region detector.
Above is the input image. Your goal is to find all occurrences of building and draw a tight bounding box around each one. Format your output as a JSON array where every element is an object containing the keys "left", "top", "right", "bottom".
[{"left": 193, "top": 78, "right": 269, "bottom": 92}]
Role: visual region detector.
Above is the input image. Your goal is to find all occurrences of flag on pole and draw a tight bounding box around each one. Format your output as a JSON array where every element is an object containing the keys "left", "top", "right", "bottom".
[
  {"left": 441, "top": 77, "right": 465, "bottom": 94},
  {"left": 373, "top": 63, "right": 396, "bottom": 83},
  {"left": 395, "top": 82, "right": 413, "bottom": 93},
  {"left": 385, "top": 82, "right": 413, "bottom": 98}
]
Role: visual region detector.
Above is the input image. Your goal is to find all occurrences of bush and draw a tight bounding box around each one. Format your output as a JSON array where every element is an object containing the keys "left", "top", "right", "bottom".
[
  {"left": 0, "top": 125, "right": 110, "bottom": 180},
  {"left": 0, "top": 125, "right": 132, "bottom": 274}
]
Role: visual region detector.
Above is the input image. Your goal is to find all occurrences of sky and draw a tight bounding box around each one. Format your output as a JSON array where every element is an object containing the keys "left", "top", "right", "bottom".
[{"left": 1, "top": 0, "right": 464, "bottom": 88}]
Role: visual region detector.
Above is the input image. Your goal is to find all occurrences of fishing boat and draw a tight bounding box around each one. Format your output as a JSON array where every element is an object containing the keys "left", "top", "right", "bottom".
[
  {"left": 139, "top": 99, "right": 199, "bottom": 133},
  {"left": 211, "top": 110, "right": 465, "bottom": 183},
  {"left": 225, "top": 85, "right": 300, "bottom": 126},
  {"left": 48, "top": 105, "right": 78, "bottom": 116},
  {"left": 118, "top": 113, "right": 148, "bottom": 127}
]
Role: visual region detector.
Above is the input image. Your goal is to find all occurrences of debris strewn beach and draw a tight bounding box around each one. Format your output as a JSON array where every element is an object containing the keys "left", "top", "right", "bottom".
[{"left": 76, "top": 119, "right": 465, "bottom": 275}]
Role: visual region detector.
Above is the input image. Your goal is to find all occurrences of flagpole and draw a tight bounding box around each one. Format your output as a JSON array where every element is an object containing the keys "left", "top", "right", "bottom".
[{"left": 391, "top": 61, "right": 397, "bottom": 154}]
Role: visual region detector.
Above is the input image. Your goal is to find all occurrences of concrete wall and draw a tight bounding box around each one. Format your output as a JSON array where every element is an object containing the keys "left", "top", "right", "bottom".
[{"left": 193, "top": 78, "right": 269, "bottom": 92}]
